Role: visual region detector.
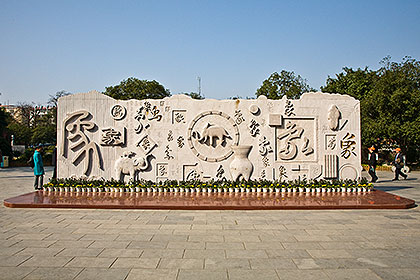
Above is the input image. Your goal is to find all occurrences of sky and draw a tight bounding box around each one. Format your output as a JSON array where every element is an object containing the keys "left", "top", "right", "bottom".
[{"left": 1, "top": 0, "right": 420, "bottom": 105}]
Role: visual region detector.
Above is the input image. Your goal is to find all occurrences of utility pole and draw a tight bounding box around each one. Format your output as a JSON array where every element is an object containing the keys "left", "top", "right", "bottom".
[{"left": 197, "top": 76, "right": 202, "bottom": 98}]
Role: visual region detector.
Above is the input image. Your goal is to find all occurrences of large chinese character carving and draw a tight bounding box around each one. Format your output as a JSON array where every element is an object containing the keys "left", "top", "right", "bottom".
[
  {"left": 61, "top": 110, "right": 102, "bottom": 176},
  {"left": 101, "top": 128, "right": 125, "bottom": 146},
  {"left": 277, "top": 121, "right": 314, "bottom": 160},
  {"left": 340, "top": 133, "right": 356, "bottom": 159}
]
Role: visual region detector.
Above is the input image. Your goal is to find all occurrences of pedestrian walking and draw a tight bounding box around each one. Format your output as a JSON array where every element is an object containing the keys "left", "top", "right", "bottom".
[
  {"left": 392, "top": 147, "right": 407, "bottom": 181},
  {"left": 33, "top": 146, "right": 45, "bottom": 190},
  {"left": 367, "top": 146, "right": 378, "bottom": 182}
]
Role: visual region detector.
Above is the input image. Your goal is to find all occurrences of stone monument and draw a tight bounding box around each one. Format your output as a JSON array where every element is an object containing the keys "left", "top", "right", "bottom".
[{"left": 57, "top": 91, "right": 361, "bottom": 181}]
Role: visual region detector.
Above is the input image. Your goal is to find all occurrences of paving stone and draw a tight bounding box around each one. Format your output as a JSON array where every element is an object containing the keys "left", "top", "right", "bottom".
[
  {"left": 324, "top": 268, "right": 382, "bottom": 280},
  {"left": 127, "top": 241, "right": 168, "bottom": 249},
  {"left": 281, "top": 242, "right": 321, "bottom": 250},
  {"left": 141, "top": 249, "right": 184, "bottom": 258},
  {"left": 204, "top": 258, "right": 250, "bottom": 270},
  {"left": 0, "top": 267, "right": 34, "bottom": 280},
  {"left": 307, "top": 249, "right": 353, "bottom": 258},
  {"left": 49, "top": 240, "right": 94, "bottom": 248},
  {"left": 292, "top": 258, "right": 320, "bottom": 269},
  {"left": 167, "top": 241, "right": 205, "bottom": 249},
  {"left": 159, "top": 258, "right": 204, "bottom": 270},
  {"left": 371, "top": 268, "right": 420, "bottom": 280},
  {"left": 19, "top": 256, "right": 73, "bottom": 268},
  {"left": 0, "top": 246, "right": 25, "bottom": 256},
  {"left": 249, "top": 258, "right": 296, "bottom": 269},
  {"left": 266, "top": 249, "right": 311, "bottom": 259},
  {"left": 98, "top": 248, "right": 142, "bottom": 258},
  {"left": 57, "top": 248, "right": 104, "bottom": 257},
  {"left": 206, "top": 242, "right": 244, "bottom": 250},
  {"left": 228, "top": 269, "right": 279, "bottom": 280},
  {"left": 88, "top": 240, "right": 130, "bottom": 249},
  {"left": 184, "top": 249, "right": 225, "bottom": 259},
  {"left": 178, "top": 269, "right": 228, "bottom": 280},
  {"left": 276, "top": 269, "right": 329, "bottom": 280},
  {"left": 65, "top": 257, "right": 116, "bottom": 268},
  {"left": 226, "top": 249, "right": 268, "bottom": 259},
  {"left": 23, "top": 267, "right": 83, "bottom": 280},
  {"left": 126, "top": 268, "right": 177, "bottom": 280},
  {"left": 111, "top": 257, "right": 159, "bottom": 268},
  {"left": 74, "top": 268, "right": 130, "bottom": 280},
  {"left": 188, "top": 235, "right": 224, "bottom": 242},
  {"left": 16, "top": 247, "right": 64, "bottom": 257}
]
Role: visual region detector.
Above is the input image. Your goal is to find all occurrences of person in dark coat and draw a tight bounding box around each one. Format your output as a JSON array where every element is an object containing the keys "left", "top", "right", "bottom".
[
  {"left": 367, "top": 146, "right": 378, "bottom": 182},
  {"left": 33, "top": 146, "right": 45, "bottom": 190},
  {"left": 392, "top": 147, "right": 407, "bottom": 181}
]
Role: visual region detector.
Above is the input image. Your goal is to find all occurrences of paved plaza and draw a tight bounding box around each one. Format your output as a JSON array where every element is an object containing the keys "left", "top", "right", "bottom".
[{"left": 0, "top": 167, "right": 419, "bottom": 280}]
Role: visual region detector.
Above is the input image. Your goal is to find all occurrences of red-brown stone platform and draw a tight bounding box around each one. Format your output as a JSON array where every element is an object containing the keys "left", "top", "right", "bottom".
[{"left": 3, "top": 190, "right": 415, "bottom": 210}]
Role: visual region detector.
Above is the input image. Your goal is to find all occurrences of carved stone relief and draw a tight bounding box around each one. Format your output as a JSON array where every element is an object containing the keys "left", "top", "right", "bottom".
[
  {"left": 110, "top": 105, "right": 127, "bottom": 120},
  {"left": 276, "top": 119, "right": 315, "bottom": 161},
  {"left": 340, "top": 132, "right": 356, "bottom": 159},
  {"left": 339, "top": 164, "right": 358, "bottom": 180},
  {"left": 58, "top": 91, "right": 361, "bottom": 181},
  {"left": 115, "top": 151, "right": 149, "bottom": 181},
  {"left": 156, "top": 163, "right": 169, "bottom": 178},
  {"left": 325, "top": 134, "right": 337, "bottom": 151},
  {"left": 172, "top": 110, "right": 186, "bottom": 124},
  {"left": 249, "top": 119, "right": 260, "bottom": 137},
  {"left": 183, "top": 163, "right": 203, "bottom": 181},
  {"left": 285, "top": 99, "right": 295, "bottom": 116},
  {"left": 61, "top": 110, "right": 102, "bottom": 176},
  {"left": 101, "top": 128, "right": 125, "bottom": 146},
  {"left": 327, "top": 105, "right": 341, "bottom": 130},
  {"left": 137, "top": 135, "right": 157, "bottom": 155},
  {"left": 188, "top": 111, "right": 239, "bottom": 162},
  {"left": 230, "top": 145, "right": 253, "bottom": 181},
  {"left": 324, "top": 154, "right": 338, "bottom": 179}
]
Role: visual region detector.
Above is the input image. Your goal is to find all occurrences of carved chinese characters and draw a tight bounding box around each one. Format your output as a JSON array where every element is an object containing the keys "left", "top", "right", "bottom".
[
  {"left": 61, "top": 110, "right": 102, "bottom": 176},
  {"left": 276, "top": 119, "right": 314, "bottom": 161},
  {"left": 58, "top": 91, "right": 361, "bottom": 181}
]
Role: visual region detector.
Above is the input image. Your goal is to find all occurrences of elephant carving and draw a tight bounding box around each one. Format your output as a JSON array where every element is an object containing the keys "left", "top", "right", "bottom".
[
  {"left": 115, "top": 151, "right": 149, "bottom": 181},
  {"left": 193, "top": 123, "right": 231, "bottom": 147}
]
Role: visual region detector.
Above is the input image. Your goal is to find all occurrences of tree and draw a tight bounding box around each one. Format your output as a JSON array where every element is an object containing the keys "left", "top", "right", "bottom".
[
  {"left": 48, "top": 90, "right": 72, "bottom": 107},
  {"left": 31, "top": 125, "right": 56, "bottom": 145},
  {"left": 181, "top": 92, "right": 204, "bottom": 100},
  {"left": 103, "top": 77, "right": 171, "bottom": 100},
  {"left": 256, "top": 70, "right": 315, "bottom": 99},
  {"left": 0, "top": 108, "right": 12, "bottom": 156}
]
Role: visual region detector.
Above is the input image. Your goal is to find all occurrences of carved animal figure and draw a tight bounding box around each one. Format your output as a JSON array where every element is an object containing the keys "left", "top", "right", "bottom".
[
  {"left": 198, "top": 123, "right": 231, "bottom": 147},
  {"left": 328, "top": 105, "right": 341, "bottom": 131},
  {"left": 114, "top": 151, "right": 149, "bottom": 181}
]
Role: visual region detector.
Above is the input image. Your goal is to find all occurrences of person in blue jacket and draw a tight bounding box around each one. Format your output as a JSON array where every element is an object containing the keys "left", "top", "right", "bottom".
[{"left": 33, "top": 146, "right": 45, "bottom": 190}]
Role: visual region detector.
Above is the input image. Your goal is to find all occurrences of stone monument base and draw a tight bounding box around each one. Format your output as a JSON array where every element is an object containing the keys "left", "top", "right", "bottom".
[{"left": 4, "top": 190, "right": 415, "bottom": 210}]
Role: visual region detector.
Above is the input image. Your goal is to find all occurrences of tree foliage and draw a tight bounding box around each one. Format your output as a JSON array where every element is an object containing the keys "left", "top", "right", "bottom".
[
  {"left": 256, "top": 70, "right": 315, "bottom": 99},
  {"left": 103, "top": 77, "right": 171, "bottom": 100},
  {"left": 321, "top": 56, "right": 420, "bottom": 162},
  {"left": 181, "top": 92, "right": 204, "bottom": 100}
]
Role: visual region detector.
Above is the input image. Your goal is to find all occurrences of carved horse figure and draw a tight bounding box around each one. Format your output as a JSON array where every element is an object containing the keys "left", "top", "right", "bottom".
[{"left": 114, "top": 151, "right": 149, "bottom": 181}]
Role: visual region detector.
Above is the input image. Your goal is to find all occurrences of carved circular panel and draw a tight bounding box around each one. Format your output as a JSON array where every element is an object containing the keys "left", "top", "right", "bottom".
[
  {"left": 339, "top": 164, "right": 358, "bottom": 180},
  {"left": 187, "top": 111, "right": 239, "bottom": 162},
  {"left": 110, "top": 105, "right": 127, "bottom": 120}
]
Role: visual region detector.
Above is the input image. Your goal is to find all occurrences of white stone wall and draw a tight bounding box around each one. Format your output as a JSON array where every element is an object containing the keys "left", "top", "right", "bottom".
[{"left": 57, "top": 91, "right": 361, "bottom": 182}]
